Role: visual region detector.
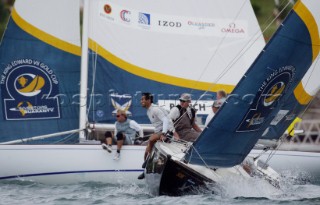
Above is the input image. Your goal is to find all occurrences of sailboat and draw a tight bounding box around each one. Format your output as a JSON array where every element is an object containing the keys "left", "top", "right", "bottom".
[
  {"left": 0, "top": 0, "right": 320, "bottom": 184},
  {"left": 144, "top": 0, "right": 320, "bottom": 196}
]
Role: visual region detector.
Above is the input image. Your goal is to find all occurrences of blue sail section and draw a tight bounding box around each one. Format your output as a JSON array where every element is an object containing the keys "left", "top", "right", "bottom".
[
  {"left": 186, "top": 8, "right": 318, "bottom": 167},
  {"left": 87, "top": 53, "right": 213, "bottom": 124},
  {"left": 259, "top": 92, "right": 306, "bottom": 140},
  {"left": 0, "top": 18, "right": 80, "bottom": 143}
]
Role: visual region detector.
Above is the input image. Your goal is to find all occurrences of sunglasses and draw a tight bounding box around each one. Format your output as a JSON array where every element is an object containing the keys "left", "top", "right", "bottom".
[
  {"left": 116, "top": 115, "right": 121, "bottom": 117},
  {"left": 179, "top": 100, "right": 187, "bottom": 102}
]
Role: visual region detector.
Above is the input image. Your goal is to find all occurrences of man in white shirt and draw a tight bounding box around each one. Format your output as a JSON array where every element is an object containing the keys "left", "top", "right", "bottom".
[
  {"left": 141, "top": 92, "right": 173, "bottom": 158},
  {"left": 138, "top": 92, "right": 173, "bottom": 179}
]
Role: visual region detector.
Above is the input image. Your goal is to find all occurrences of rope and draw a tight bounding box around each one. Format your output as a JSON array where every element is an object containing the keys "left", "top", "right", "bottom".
[
  {"left": 184, "top": 143, "right": 220, "bottom": 177},
  {"left": 192, "top": 1, "right": 293, "bottom": 107}
]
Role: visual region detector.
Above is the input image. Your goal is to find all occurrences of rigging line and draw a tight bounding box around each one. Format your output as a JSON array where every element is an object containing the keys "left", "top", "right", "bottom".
[
  {"left": 209, "top": 0, "right": 292, "bottom": 90},
  {"left": 188, "top": 144, "right": 220, "bottom": 177},
  {"left": 53, "top": 132, "right": 79, "bottom": 144},
  {"left": 264, "top": 137, "right": 286, "bottom": 164},
  {"left": 250, "top": 2, "right": 318, "bottom": 163},
  {"left": 261, "top": 114, "right": 296, "bottom": 162},
  {"left": 86, "top": 10, "right": 99, "bottom": 122},
  {"left": 253, "top": 146, "right": 270, "bottom": 161},
  {"left": 168, "top": 103, "right": 204, "bottom": 134},
  {"left": 264, "top": 125, "right": 295, "bottom": 164},
  {"left": 163, "top": 141, "right": 189, "bottom": 160},
  {"left": 171, "top": 107, "right": 192, "bottom": 128},
  {"left": 0, "top": 11, "right": 11, "bottom": 45},
  {"left": 265, "top": 57, "right": 320, "bottom": 150},
  {"left": 279, "top": 57, "right": 320, "bottom": 147},
  {"left": 233, "top": 164, "right": 248, "bottom": 178},
  {"left": 194, "top": 1, "right": 292, "bottom": 106},
  {"left": 295, "top": 55, "right": 320, "bottom": 129},
  {"left": 259, "top": 0, "right": 292, "bottom": 36},
  {"left": 87, "top": 39, "right": 98, "bottom": 121},
  {"left": 186, "top": 2, "right": 296, "bottom": 166},
  {"left": 189, "top": 0, "right": 249, "bottom": 98},
  {"left": 158, "top": 102, "right": 196, "bottom": 135},
  {"left": 296, "top": 57, "right": 320, "bottom": 116},
  {"left": 91, "top": 47, "right": 98, "bottom": 120}
]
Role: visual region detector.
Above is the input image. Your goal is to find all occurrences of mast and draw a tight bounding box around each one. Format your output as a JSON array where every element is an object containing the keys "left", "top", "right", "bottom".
[{"left": 79, "top": 0, "right": 89, "bottom": 141}]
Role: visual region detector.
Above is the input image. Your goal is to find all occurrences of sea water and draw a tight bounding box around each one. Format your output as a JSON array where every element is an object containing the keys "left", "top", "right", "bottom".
[{"left": 0, "top": 176, "right": 319, "bottom": 205}]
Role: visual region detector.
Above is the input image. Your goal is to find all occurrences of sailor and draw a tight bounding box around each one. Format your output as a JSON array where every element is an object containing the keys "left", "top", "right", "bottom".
[
  {"left": 216, "top": 89, "right": 227, "bottom": 101},
  {"left": 138, "top": 92, "right": 173, "bottom": 179},
  {"left": 102, "top": 109, "right": 143, "bottom": 160},
  {"left": 204, "top": 90, "right": 227, "bottom": 127},
  {"left": 204, "top": 98, "right": 226, "bottom": 127},
  {"left": 169, "top": 93, "right": 202, "bottom": 142}
]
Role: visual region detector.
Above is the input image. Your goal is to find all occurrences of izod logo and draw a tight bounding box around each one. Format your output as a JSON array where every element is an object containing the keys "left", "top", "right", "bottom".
[{"left": 158, "top": 20, "right": 182, "bottom": 27}]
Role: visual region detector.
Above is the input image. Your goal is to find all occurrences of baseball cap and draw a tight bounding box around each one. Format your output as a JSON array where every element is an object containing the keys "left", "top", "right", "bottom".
[{"left": 179, "top": 93, "right": 191, "bottom": 102}]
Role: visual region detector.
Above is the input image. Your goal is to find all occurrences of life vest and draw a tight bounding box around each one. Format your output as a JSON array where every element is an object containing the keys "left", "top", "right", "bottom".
[{"left": 175, "top": 105, "right": 196, "bottom": 125}]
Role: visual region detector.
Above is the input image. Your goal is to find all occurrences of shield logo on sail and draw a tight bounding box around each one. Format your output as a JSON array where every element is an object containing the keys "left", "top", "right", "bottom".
[
  {"left": 263, "top": 82, "right": 285, "bottom": 106},
  {"left": 1, "top": 60, "right": 60, "bottom": 120},
  {"left": 16, "top": 74, "right": 45, "bottom": 97},
  {"left": 237, "top": 66, "right": 295, "bottom": 132}
]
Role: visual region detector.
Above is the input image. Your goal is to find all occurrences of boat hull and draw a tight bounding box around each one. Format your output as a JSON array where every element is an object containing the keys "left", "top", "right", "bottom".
[
  {"left": 0, "top": 144, "right": 145, "bottom": 184},
  {"left": 144, "top": 142, "right": 284, "bottom": 196},
  {"left": 0, "top": 144, "right": 319, "bottom": 184},
  {"left": 145, "top": 144, "right": 213, "bottom": 196}
]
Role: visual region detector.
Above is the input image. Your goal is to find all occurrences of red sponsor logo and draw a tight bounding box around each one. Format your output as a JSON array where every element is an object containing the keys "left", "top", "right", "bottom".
[
  {"left": 221, "top": 23, "right": 245, "bottom": 34},
  {"left": 104, "top": 4, "right": 112, "bottom": 14},
  {"left": 120, "top": 10, "right": 131, "bottom": 22}
]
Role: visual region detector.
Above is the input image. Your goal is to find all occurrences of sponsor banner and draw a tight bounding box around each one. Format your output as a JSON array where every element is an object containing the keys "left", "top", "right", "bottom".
[
  {"left": 98, "top": 1, "right": 248, "bottom": 37},
  {"left": 158, "top": 100, "right": 213, "bottom": 115},
  {"left": 1, "top": 59, "right": 60, "bottom": 120}
]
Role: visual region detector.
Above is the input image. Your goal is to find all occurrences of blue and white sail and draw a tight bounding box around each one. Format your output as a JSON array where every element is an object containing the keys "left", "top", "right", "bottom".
[
  {"left": 186, "top": 0, "right": 320, "bottom": 167},
  {"left": 0, "top": 0, "right": 81, "bottom": 143},
  {"left": 86, "top": 0, "right": 265, "bottom": 123}
]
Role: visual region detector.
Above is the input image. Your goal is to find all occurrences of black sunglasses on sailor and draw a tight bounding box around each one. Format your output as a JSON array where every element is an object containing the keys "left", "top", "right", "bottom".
[{"left": 116, "top": 115, "right": 121, "bottom": 117}]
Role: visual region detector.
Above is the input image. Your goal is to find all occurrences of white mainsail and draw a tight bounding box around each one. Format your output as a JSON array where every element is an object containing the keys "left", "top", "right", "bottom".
[{"left": 87, "top": 0, "right": 266, "bottom": 124}]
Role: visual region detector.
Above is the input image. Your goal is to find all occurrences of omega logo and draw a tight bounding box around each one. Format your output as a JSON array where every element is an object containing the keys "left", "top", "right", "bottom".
[{"left": 221, "top": 23, "right": 245, "bottom": 34}]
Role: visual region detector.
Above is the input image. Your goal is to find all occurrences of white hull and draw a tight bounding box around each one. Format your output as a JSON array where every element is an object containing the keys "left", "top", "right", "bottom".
[
  {"left": 0, "top": 144, "right": 145, "bottom": 184},
  {"left": 0, "top": 144, "right": 319, "bottom": 184}
]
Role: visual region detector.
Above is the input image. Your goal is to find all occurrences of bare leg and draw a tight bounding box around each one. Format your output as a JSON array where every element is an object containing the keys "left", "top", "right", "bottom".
[
  {"left": 117, "top": 139, "right": 123, "bottom": 151},
  {"left": 106, "top": 137, "right": 112, "bottom": 146},
  {"left": 144, "top": 133, "right": 160, "bottom": 160}
]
